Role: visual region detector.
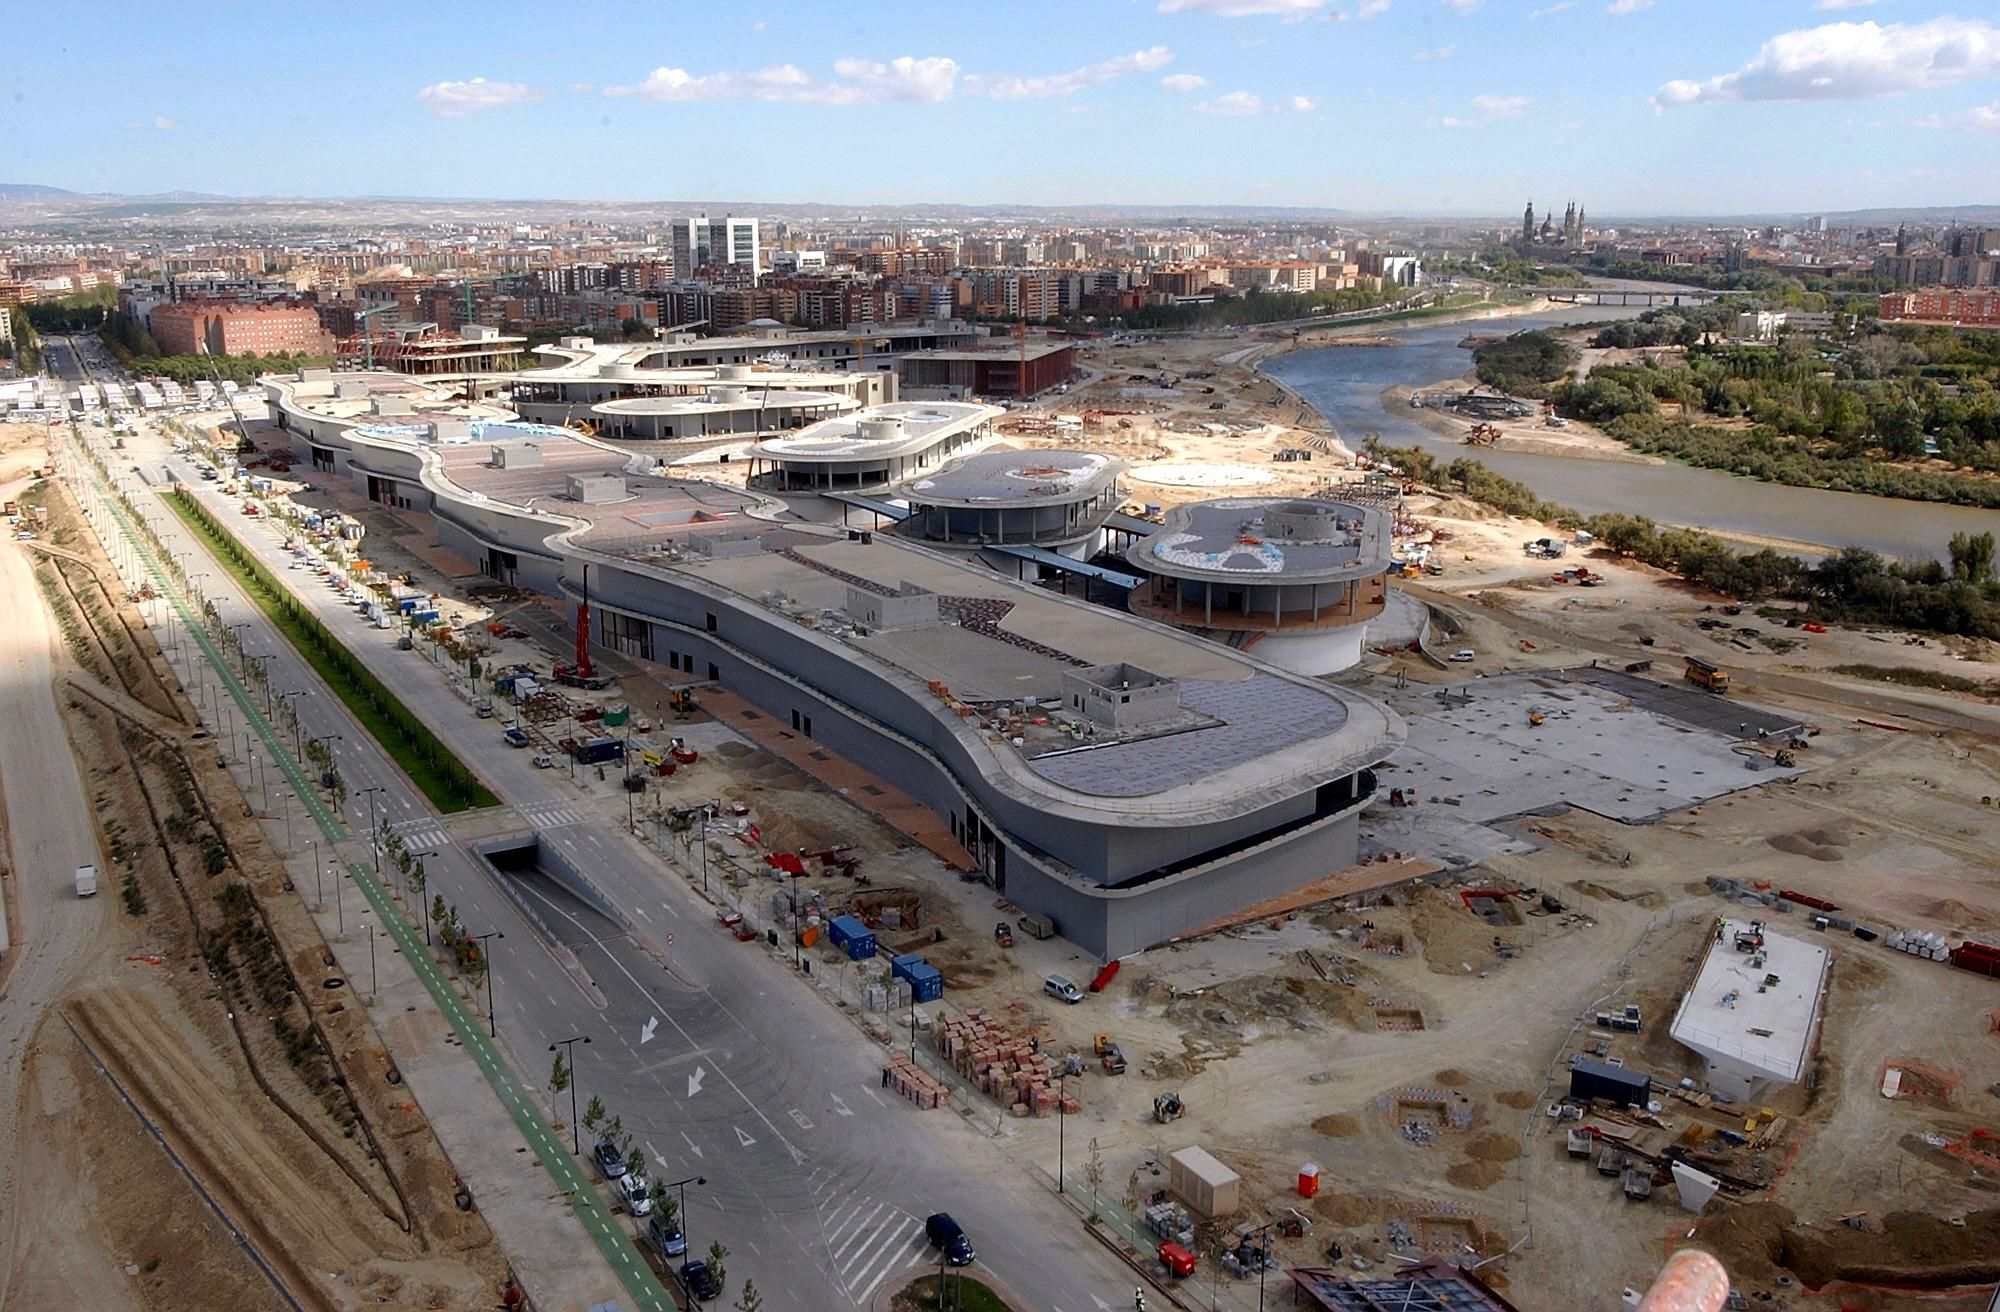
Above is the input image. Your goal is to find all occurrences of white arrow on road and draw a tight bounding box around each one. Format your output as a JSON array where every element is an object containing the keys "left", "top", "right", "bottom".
[
  {"left": 735, "top": 1125, "right": 756, "bottom": 1148},
  {"left": 680, "top": 1130, "right": 704, "bottom": 1159},
  {"left": 647, "top": 1141, "right": 672, "bottom": 1174},
  {"left": 640, "top": 1016, "right": 658, "bottom": 1044},
  {"left": 829, "top": 1092, "right": 854, "bottom": 1118},
  {"left": 687, "top": 1065, "right": 706, "bottom": 1097}
]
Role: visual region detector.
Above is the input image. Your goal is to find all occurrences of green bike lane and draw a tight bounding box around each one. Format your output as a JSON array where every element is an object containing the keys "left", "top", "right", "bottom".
[{"left": 71, "top": 439, "right": 677, "bottom": 1312}]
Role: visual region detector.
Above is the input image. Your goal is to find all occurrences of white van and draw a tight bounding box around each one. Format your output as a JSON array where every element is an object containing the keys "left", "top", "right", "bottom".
[{"left": 75, "top": 865, "right": 99, "bottom": 897}]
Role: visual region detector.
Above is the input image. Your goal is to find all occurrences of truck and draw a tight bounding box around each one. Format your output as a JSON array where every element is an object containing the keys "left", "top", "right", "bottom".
[
  {"left": 572, "top": 736, "right": 626, "bottom": 766},
  {"left": 1683, "top": 656, "right": 1730, "bottom": 694},
  {"left": 75, "top": 864, "right": 98, "bottom": 898}
]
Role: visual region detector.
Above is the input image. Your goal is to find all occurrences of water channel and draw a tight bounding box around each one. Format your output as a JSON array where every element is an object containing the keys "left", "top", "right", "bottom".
[{"left": 1259, "top": 302, "right": 2000, "bottom": 561}]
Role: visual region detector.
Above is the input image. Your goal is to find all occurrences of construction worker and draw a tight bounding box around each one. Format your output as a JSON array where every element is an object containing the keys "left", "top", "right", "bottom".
[{"left": 1134, "top": 1287, "right": 1147, "bottom": 1311}]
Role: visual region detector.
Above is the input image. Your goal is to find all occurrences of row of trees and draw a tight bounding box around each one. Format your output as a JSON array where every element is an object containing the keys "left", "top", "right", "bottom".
[
  {"left": 168, "top": 490, "right": 498, "bottom": 810},
  {"left": 1370, "top": 442, "right": 2000, "bottom": 638},
  {"left": 548, "top": 1065, "right": 760, "bottom": 1309}
]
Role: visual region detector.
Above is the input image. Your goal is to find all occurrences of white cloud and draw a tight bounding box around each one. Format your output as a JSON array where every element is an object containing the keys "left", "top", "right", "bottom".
[
  {"left": 152, "top": 115, "right": 178, "bottom": 131},
  {"left": 416, "top": 76, "right": 545, "bottom": 118},
  {"left": 569, "top": 81, "right": 595, "bottom": 94},
  {"left": 1441, "top": 93, "right": 1532, "bottom": 126},
  {"left": 751, "top": 18, "right": 768, "bottom": 30},
  {"left": 1161, "top": 73, "right": 1210, "bottom": 92},
  {"left": 1195, "top": 90, "right": 1317, "bottom": 113},
  {"left": 1814, "top": 0, "right": 1880, "bottom": 9},
  {"left": 1530, "top": 0, "right": 1576, "bottom": 15},
  {"left": 1653, "top": 18, "right": 2000, "bottom": 110},
  {"left": 1159, "top": 0, "right": 1328, "bottom": 14},
  {"left": 607, "top": 56, "right": 959, "bottom": 105},
  {"left": 1606, "top": 0, "right": 1653, "bottom": 14},
  {"left": 1199, "top": 90, "right": 1268, "bottom": 114},
  {"left": 1442, "top": 0, "right": 1481, "bottom": 12},
  {"left": 1917, "top": 98, "right": 2000, "bottom": 132},
  {"left": 1358, "top": 0, "right": 1390, "bottom": 16},
  {"left": 1414, "top": 44, "right": 1455, "bottom": 60},
  {"left": 966, "top": 46, "right": 1174, "bottom": 99}
]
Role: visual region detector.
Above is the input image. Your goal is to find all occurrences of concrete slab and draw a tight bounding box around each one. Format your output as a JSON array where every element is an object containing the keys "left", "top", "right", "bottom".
[{"left": 1366, "top": 669, "right": 1805, "bottom": 870}]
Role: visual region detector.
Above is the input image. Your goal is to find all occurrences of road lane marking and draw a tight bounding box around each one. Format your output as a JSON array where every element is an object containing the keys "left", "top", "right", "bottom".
[
  {"left": 640, "top": 1016, "right": 658, "bottom": 1044},
  {"left": 687, "top": 1066, "right": 706, "bottom": 1096},
  {"left": 789, "top": 1108, "right": 814, "bottom": 1130},
  {"left": 734, "top": 1125, "right": 756, "bottom": 1148},
  {"left": 678, "top": 1130, "right": 704, "bottom": 1159}
]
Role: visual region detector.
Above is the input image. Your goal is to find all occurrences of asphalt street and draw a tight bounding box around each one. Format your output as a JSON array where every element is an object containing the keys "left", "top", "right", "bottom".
[{"left": 57, "top": 342, "right": 1133, "bottom": 1312}]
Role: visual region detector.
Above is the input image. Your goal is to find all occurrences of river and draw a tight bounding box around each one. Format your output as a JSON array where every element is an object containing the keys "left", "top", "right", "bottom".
[{"left": 1260, "top": 303, "right": 2000, "bottom": 561}]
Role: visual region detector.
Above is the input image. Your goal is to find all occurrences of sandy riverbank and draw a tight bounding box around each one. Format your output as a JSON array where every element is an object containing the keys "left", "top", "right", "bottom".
[{"left": 1381, "top": 378, "right": 1662, "bottom": 465}]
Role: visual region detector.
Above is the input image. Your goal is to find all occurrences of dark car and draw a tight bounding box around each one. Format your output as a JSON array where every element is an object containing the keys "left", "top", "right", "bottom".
[
  {"left": 679, "top": 1259, "right": 722, "bottom": 1301},
  {"left": 925, "top": 1212, "right": 975, "bottom": 1266},
  {"left": 591, "top": 1139, "right": 626, "bottom": 1181}
]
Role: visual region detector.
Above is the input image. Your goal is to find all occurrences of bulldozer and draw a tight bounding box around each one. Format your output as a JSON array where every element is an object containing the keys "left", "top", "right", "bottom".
[{"left": 1153, "top": 1091, "right": 1185, "bottom": 1123}]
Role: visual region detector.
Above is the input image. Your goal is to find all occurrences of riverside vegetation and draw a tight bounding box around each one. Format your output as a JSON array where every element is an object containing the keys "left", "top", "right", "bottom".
[{"left": 1368, "top": 441, "right": 2000, "bottom": 641}]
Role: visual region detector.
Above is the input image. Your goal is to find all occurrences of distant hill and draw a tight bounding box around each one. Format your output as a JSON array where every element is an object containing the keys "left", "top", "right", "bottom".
[{"left": 0, "top": 183, "right": 87, "bottom": 200}]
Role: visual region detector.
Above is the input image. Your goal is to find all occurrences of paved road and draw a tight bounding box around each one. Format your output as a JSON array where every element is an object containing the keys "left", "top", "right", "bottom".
[
  {"left": 67, "top": 379, "right": 1131, "bottom": 1312},
  {"left": 0, "top": 521, "right": 125, "bottom": 1309}
]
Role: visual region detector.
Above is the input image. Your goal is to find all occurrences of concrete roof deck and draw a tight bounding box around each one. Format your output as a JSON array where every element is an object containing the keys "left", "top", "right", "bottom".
[
  {"left": 1669, "top": 918, "right": 1829, "bottom": 1083},
  {"left": 268, "top": 372, "right": 515, "bottom": 424},
  {"left": 753, "top": 401, "right": 1001, "bottom": 463},
  {"left": 646, "top": 529, "right": 1396, "bottom": 816},
  {"left": 900, "top": 341, "right": 1076, "bottom": 363},
  {"left": 1130, "top": 497, "right": 1392, "bottom": 585},
  {"left": 431, "top": 437, "right": 759, "bottom": 550},
  {"left": 898, "top": 449, "right": 1124, "bottom": 509}
]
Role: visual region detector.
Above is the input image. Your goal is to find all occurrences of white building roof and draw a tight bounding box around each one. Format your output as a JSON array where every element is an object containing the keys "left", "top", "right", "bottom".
[
  {"left": 752, "top": 401, "right": 1001, "bottom": 464},
  {"left": 1669, "top": 918, "right": 1829, "bottom": 1084}
]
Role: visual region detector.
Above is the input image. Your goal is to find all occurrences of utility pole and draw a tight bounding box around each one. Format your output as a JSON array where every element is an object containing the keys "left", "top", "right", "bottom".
[
  {"left": 549, "top": 1034, "right": 590, "bottom": 1154},
  {"left": 358, "top": 786, "right": 386, "bottom": 875},
  {"left": 470, "top": 931, "right": 504, "bottom": 1036}
]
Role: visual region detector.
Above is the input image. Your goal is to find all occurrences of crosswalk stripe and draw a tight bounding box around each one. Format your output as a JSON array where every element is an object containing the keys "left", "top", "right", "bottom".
[
  {"left": 846, "top": 1228, "right": 920, "bottom": 1297},
  {"left": 852, "top": 1237, "right": 925, "bottom": 1304},
  {"left": 829, "top": 1203, "right": 886, "bottom": 1258}
]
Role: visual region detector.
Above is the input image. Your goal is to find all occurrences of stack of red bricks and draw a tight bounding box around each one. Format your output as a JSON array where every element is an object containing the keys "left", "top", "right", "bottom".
[
  {"left": 935, "top": 1008, "right": 1081, "bottom": 1118},
  {"left": 881, "top": 1055, "right": 947, "bottom": 1110}
]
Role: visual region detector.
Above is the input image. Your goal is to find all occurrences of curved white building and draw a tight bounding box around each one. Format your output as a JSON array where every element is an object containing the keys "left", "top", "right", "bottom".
[
  {"left": 892, "top": 449, "right": 1127, "bottom": 575},
  {"left": 747, "top": 402, "right": 1003, "bottom": 495},
  {"left": 330, "top": 420, "right": 1401, "bottom": 959},
  {"left": 1125, "top": 497, "right": 1393, "bottom": 675}
]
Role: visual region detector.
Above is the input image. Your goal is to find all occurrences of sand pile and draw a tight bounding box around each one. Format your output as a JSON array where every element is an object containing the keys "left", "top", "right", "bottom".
[
  {"left": 1312, "top": 1113, "right": 1360, "bottom": 1138},
  {"left": 1446, "top": 1160, "right": 1504, "bottom": 1190},
  {"left": 1767, "top": 822, "right": 1852, "bottom": 862}
]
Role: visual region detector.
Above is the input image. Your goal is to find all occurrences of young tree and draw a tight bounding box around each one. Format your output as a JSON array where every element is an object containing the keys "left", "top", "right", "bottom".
[
  {"left": 647, "top": 1180, "right": 680, "bottom": 1231},
  {"left": 706, "top": 1240, "right": 730, "bottom": 1292},
  {"left": 733, "top": 1278, "right": 762, "bottom": 1312},
  {"left": 582, "top": 1094, "right": 607, "bottom": 1139},
  {"left": 548, "top": 1049, "right": 571, "bottom": 1105},
  {"left": 625, "top": 1144, "right": 647, "bottom": 1180}
]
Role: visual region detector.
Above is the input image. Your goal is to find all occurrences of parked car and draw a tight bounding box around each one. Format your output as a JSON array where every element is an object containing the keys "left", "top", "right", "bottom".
[
  {"left": 1449, "top": 649, "right": 1476, "bottom": 663},
  {"left": 1043, "top": 974, "right": 1085, "bottom": 1005},
  {"left": 591, "top": 1139, "right": 626, "bottom": 1181},
  {"left": 679, "top": 1259, "right": 722, "bottom": 1301},
  {"left": 502, "top": 726, "right": 530, "bottom": 748},
  {"left": 647, "top": 1213, "right": 688, "bottom": 1258},
  {"left": 620, "top": 1171, "right": 654, "bottom": 1217},
  {"left": 925, "top": 1212, "right": 976, "bottom": 1266}
]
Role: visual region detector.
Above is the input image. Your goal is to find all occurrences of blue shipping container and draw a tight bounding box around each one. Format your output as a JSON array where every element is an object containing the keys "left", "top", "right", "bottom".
[
  {"left": 905, "top": 963, "right": 943, "bottom": 1003},
  {"left": 828, "top": 915, "right": 876, "bottom": 960}
]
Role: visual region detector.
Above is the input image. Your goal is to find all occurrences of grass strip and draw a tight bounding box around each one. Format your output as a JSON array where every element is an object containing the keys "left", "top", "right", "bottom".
[{"left": 165, "top": 489, "right": 499, "bottom": 812}]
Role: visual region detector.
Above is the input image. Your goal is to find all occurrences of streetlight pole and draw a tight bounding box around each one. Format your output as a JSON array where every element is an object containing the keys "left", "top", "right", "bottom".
[
  {"left": 1058, "top": 1070, "right": 1067, "bottom": 1194},
  {"left": 698, "top": 813, "right": 709, "bottom": 894},
  {"left": 358, "top": 786, "right": 386, "bottom": 876},
  {"left": 279, "top": 791, "right": 294, "bottom": 851},
  {"left": 470, "top": 931, "right": 504, "bottom": 1036},
  {"left": 309, "top": 839, "right": 323, "bottom": 910},
  {"left": 549, "top": 1035, "right": 591, "bottom": 1155},
  {"left": 667, "top": 1175, "right": 705, "bottom": 1261},
  {"left": 365, "top": 921, "right": 378, "bottom": 1002},
  {"left": 227, "top": 622, "right": 250, "bottom": 673},
  {"left": 789, "top": 871, "right": 803, "bottom": 970}
]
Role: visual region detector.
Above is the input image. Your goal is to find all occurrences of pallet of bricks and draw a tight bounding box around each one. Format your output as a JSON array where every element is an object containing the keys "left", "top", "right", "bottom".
[
  {"left": 936, "top": 1008, "right": 1081, "bottom": 1119},
  {"left": 882, "top": 1054, "right": 947, "bottom": 1109}
]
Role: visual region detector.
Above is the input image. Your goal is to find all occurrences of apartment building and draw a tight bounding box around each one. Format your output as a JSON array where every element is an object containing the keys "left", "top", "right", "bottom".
[
  {"left": 1880, "top": 288, "right": 2000, "bottom": 327},
  {"left": 150, "top": 299, "right": 336, "bottom": 357}
]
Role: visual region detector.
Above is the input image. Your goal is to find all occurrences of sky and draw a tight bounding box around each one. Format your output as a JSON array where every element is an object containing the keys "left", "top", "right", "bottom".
[{"left": 3, "top": 0, "right": 1997, "bottom": 216}]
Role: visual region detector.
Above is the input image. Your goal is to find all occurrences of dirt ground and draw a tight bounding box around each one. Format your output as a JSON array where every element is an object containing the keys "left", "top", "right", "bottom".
[{"left": 2, "top": 469, "right": 510, "bottom": 1312}]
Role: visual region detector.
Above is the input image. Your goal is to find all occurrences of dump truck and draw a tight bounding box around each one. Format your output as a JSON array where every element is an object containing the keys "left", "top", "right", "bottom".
[{"left": 1683, "top": 656, "right": 1729, "bottom": 694}]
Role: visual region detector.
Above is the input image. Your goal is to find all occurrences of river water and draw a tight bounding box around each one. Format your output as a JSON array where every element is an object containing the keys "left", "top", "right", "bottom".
[{"left": 1260, "top": 305, "right": 2000, "bottom": 561}]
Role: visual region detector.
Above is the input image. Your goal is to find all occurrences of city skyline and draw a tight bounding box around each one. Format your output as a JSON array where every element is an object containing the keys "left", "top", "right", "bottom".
[{"left": 7, "top": 1, "right": 1998, "bottom": 214}]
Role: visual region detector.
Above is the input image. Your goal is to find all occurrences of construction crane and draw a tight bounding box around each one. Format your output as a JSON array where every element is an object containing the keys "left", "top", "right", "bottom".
[{"left": 356, "top": 304, "right": 397, "bottom": 370}]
